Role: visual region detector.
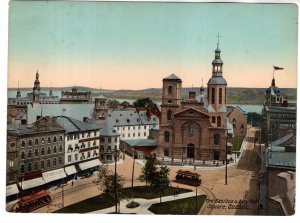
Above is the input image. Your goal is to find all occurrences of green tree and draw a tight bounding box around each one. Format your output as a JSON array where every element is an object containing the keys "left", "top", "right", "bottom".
[
  {"left": 93, "top": 165, "right": 127, "bottom": 204},
  {"left": 138, "top": 155, "right": 170, "bottom": 187},
  {"left": 133, "top": 97, "right": 155, "bottom": 109}
]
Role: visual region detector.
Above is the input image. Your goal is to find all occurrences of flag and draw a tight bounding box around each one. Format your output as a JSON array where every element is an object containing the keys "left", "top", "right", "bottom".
[{"left": 273, "top": 66, "right": 284, "bottom": 70}]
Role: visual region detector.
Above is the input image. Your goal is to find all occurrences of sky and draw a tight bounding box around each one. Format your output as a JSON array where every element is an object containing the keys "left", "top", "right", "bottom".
[{"left": 7, "top": 1, "right": 298, "bottom": 90}]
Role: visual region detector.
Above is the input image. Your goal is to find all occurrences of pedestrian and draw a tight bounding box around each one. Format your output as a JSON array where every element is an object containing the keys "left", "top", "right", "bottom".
[
  {"left": 71, "top": 181, "right": 74, "bottom": 187},
  {"left": 194, "top": 166, "right": 196, "bottom": 171}
]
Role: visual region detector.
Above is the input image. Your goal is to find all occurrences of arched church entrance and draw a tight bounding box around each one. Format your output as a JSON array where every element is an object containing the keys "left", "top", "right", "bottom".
[{"left": 187, "top": 143, "right": 195, "bottom": 158}]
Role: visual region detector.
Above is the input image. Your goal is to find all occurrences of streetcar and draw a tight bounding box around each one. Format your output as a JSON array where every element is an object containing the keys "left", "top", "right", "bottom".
[
  {"left": 175, "top": 169, "right": 201, "bottom": 186},
  {"left": 15, "top": 190, "right": 51, "bottom": 213}
]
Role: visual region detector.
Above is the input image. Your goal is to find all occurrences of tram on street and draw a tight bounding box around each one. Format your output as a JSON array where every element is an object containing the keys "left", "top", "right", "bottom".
[
  {"left": 175, "top": 169, "right": 201, "bottom": 186},
  {"left": 15, "top": 190, "right": 51, "bottom": 213}
]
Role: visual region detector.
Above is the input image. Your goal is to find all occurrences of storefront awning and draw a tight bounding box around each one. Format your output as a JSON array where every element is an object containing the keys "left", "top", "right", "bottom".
[
  {"left": 78, "top": 159, "right": 101, "bottom": 171},
  {"left": 21, "top": 177, "right": 45, "bottom": 190},
  {"left": 6, "top": 184, "right": 19, "bottom": 196},
  {"left": 42, "top": 168, "right": 67, "bottom": 183},
  {"left": 64, "top": 165, "right": 77, "bottom": 176}
]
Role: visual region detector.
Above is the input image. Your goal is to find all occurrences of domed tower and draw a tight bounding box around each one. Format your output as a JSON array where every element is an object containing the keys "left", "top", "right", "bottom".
[
  {"left": 207, "top": 34, "right": 227, "bottom": 128},
  {"left": 32, "top": 70, "right": 41, "bottom": 103},
  {"left": 265, "top": 77, "right": 283, "bottom": 106}
]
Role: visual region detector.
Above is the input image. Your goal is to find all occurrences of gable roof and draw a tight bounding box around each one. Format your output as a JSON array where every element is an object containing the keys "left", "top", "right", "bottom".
[{"left": 173, "top": 107, "right": 210, "bottom": 117}]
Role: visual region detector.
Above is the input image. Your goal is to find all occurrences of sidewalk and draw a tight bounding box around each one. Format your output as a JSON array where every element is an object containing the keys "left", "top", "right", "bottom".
[{"left": 90, "top": 192, "right": 196, "bottom": 214}]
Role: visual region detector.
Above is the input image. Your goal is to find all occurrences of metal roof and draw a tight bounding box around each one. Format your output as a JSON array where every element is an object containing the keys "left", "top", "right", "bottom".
[
  {"left": 54, "top": 116, "right": 101, "bottom": 133},
  {"left": 123, "top": 139, "right": 157, "bottom": 147},
  {"left": 163, "top": 74, "right": 182, "bottom": 81},
  {"left": 207, "top": 77, "right": 227, "bottom": 85}
]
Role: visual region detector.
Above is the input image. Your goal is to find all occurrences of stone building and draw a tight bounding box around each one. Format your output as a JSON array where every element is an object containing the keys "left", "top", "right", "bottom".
[
  {"left": 156, "top": 45, "right": 228, "bottom": 162},
  {"left": 93, "top": 95, "right": 108, "bottom": 120},
  {"left": 227, "top": 106, "right": 247, "bottom": 137},
  {"left": 7, "top": 117, "right": 65, "bottom": 194}
]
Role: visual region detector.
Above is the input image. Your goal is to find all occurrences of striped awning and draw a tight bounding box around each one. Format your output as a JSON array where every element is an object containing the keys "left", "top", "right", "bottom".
[
  {"left": 78, "top": 159, "right": 101, "bottom": 171},
  {"left": 21, "top": 177, "right": 45, "bottom": 190},
  {"left": 6, "top": 184, "right": 19, "bottom": 196},
  {"left": 64, "top": 165, "right": 77, "bottom": 175}
]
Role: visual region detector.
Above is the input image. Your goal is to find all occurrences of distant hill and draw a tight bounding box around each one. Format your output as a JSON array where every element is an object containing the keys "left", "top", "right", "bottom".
[{"left": 8, "top": 86, "right": 297, "bottom": 105}]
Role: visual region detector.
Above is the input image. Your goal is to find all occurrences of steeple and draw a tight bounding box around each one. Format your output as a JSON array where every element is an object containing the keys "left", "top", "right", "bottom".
[
  {"left": 16, "top": 80, "right": 21, "bottom": 98},
  {"left": 32, "top": 70, "right": 41, "bottom": 103},
  {"left": 212, "top": 33, "right": 223, "bottom": 77}
]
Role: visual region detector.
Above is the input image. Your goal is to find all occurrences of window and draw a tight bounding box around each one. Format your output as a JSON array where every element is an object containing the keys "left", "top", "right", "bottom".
[
  {"left": 82, "top": 133, "right": 84, "bottom": 138},
  {"left": 107, "top": 146, "right": 111, "bottom": 151},
  {"left": 219, "top": 88, "right": 222, "bottom": 104},
  {"left": 28, "top": 150, "right": 32, "bottom": 158},
  {"left": 27, "top": 163, "right": 32, "bottom": 172},
  {"left": 164, "top": 148, "right": 169, "bottom": 157},
  {"left": 47, "top": 147, "right": 51, "bottom": 155},
  {"left": 214, "top": 134, "right": 220, "bottom": 145},
  {"left": 217, "top": 116, "right": 221, "bottom": 127},
  {"left": 59, "top": 157, "right": 62, "bottom": 165},
  {"left": 41, "top": 138, "right": 45, "bottom": 144},
  {"left": 75, "top": 154, "right": 78, "bottom": 161},
  {"left": 128, "top": 126, "right": 130, "bottom": 130},
  {"left": 212, "top": 116, "right": 216, "bottom": 123},
  {"left": 34, "top": 162, "right": 38, "bottom": 170},
  {"left": 144, "top": 126, "right": 147, "bottom": 129},
  {"left": 100, "top": 137, "right": 105, "bottom": 143},
  {"left": 88, "top": 141, "right": 91, "bottom": 147},
  {"left": 188, "top": 124, "right": 195, "bottom": 138},
  {"left": 114, "top": 145, "right": 117, "bottom": 151},
  {"left": 133, "top": 126, "right": 135, "bottom": 130},
  {"left": 21, "top": 165, "right": 25, "bottom": 173},
  {"left": 81, "top": 143, "right": 85, "bottom": 148},
  {"left": 53, "top": 146, "right": 57, "bottom": 154},
  {"left": 35, "top": 138, "right": 39, "bottom": 145},
  {"left": 68, "top": 155, "right": 72, "bottom": 163},
  {"left": 128, "top": 133, "right": 130, "bottom": 138},
  {"left": 164, "top": 131, "right": 170, "bottom": 142},
  {"left": 133, "top": 133, "right": 135, "bottom": 137},
  {"left": 47, "top": 159, "right": 51, "bottom": 168},
  {"left": 53, "top": 136, "right": 57, "bottom": 142},
  {"left": 21, "top": 140, "right": 25, "bottom": 147},
  {"left": 41, "top": 148, "right": 45, "bottom": 156},
  {"left": 48, "top": 137, "right": 51, "bottom": 143},
  {"left": 138, "top": 133, "right": 140, "bottom": 137},
  {"left": 144, "top": 132, "right": 146, "bottom": 136},
  {"left": 41, "top": 160, "right": 44, "bottom": 169},
  {"left": 115, "top": 137, "right": 118, "bottom": 143},
  {"left": 232, "top": 118, "right": 236, "bottom": 128},
  {"left": 93, "top": 141, "right": 96, "bottom": 146},
  {"left": 212, "top": 88, "right": 215, "bottom": 104},
  {"left": 59, "top": 135, "right": 63, "bottom": 141},
  {"left": 94, "top": 131, "right": 97, "bottom": 136},
  {"left": 108, "top": 138, "right": 111, "bottom": 143},
  {"left": 167, "top": 110, "right": 172, "bottom": 121},
  {"left": 28, "top": 140, "right": 32, "bottom": 147},
  {"left": 21, "top": 151, "right": 25, "bottom": 159},
  {"left": 168, "top": 85, "right": 173, "bottom": 95},
  {"left": 53, "top": 158, "right": 57, "bottom": 167},
  {"left": 87, "top": 151, "right": 91, "bottom": 158},
  {"left": 59, "top": 145, "right": 63, "bottom": 153},
  {"left": 35, "top": 149, "right": 39, "bottom": 156}
]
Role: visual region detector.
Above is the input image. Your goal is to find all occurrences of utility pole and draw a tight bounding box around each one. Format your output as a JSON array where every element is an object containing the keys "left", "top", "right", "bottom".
[
  {"left": 114, "top": 148, "right": 117, "bottom": 213},
  {"left": 131, "top": 150, "right": 135, "bottom": 189},
  {"left": 225, "top": 129, "right": 228, "bottom": 185}
]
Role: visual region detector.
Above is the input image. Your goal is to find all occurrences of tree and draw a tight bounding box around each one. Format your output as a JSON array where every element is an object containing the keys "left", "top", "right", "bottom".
[
  {"left": 93, "top": 165, "right": 126, "bottom": 204},
  {"left": 133, "top": 97, "right": 155, "bottom": 109},
  {"left": 138, "top": 154, "right": 170, "bottom": 187},
  {"left": 247, "top": 112, "right": 263, "bottom": 127}
]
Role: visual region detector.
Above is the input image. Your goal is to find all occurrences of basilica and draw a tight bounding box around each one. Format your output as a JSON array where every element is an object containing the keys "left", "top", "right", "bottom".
[{"left": 156, "top": 44, "right": 228, "bottom": 162}]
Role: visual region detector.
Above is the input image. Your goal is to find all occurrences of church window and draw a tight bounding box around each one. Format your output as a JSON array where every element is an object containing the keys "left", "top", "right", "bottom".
[
  {"left": 217, "top": 116, "right": 221, "bottom": 127},
  {"left": 212, "top": 88, "right": 215, "bottom": 104},
  {"left": 164, "top": 131, "right": 170, "bottom": 142},
  {"left": 212, "top": 116, "right": 216, "bottom": 123},
  {"left": 233, "top": 119, "right": 236, "bottom": 128},
  {"left": 219, "top": 88, "right": 222, "bottom": 104},
  {"left": 188, "top": 124, "right": 195, "bottom": 138},
  {"left": 168, "top": 86, "right": 173, "bottom": 95},
  {"left": 167, "top": 110, "right": 172, "bottom": 121},
  {"left": 214, "top": 134, "right": 220, "bottom": 145}
]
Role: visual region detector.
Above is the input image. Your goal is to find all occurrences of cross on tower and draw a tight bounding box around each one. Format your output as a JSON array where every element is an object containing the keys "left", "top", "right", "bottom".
[{"left": 216, "top": 33, "right": 221, "bottom": 48}]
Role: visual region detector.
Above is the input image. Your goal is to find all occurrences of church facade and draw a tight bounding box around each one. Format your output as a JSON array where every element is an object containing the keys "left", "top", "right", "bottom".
[{"left": 156, "top": 45, "right": 228, "bottom": 162}]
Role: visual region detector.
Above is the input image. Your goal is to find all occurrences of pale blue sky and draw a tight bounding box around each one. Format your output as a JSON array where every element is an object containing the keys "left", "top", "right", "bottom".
[{"left": 7, "top": 1, "right": 298, "bottom": 89}]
